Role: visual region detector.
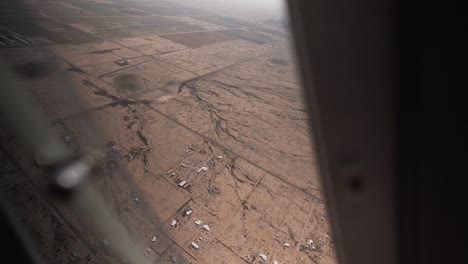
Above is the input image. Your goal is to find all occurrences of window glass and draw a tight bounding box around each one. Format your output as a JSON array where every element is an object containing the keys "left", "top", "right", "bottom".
[{"left": 0, "top": 1, "right": 337, "bottom": 263}]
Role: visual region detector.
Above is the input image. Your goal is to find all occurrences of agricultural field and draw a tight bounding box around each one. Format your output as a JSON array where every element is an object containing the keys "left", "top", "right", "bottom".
[{"left": 0, "top": 0, "right": 336, "bottom": 264}]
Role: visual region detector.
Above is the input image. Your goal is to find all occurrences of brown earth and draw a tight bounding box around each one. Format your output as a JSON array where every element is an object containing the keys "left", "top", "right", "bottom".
[{"left": 160, "top": 31, "right": 238, "bottom": 49}]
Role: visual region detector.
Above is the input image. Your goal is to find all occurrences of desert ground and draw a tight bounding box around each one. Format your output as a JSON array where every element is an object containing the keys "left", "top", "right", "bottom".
[{"left": 0, "top": 1, "right": 337, "bottom": 263}]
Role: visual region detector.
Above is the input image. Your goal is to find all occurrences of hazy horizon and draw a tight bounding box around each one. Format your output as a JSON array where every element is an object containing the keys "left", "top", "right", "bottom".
[{"left": 168, "top": 0, "right": 287, "bottom": 20}]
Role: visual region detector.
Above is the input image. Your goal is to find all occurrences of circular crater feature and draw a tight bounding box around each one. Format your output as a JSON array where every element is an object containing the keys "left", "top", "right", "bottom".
[{"left": 114, "top": 74, "right": 145, "bottom": 95}]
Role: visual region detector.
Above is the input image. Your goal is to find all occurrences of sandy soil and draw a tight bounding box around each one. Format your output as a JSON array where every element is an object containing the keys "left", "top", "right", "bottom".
[
  {"left": 160, "top": 31, "right": 237, "bottom": 48},
  {"left": 164, "top": 16, "right": 226, "bottom": 31}
]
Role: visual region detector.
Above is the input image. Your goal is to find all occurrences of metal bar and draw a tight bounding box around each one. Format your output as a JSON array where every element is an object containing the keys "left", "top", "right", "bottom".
[{"left": 287, "top": 1, "right": 397, "bottom": 264}]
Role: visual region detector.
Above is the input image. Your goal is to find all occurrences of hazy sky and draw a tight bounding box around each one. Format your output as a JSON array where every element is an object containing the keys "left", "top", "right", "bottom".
[
  {"left": 213, "top": 0, "right": 286, "bottom": 19},
  {"left": 169, "top": 0, "right": 287, "bottom": 20},
  {"left": 227, "top": 0, "right": 285, "bottom": 9}
]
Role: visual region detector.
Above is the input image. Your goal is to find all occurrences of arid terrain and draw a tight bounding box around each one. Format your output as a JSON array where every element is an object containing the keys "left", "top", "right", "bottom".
[{"left": 0, "top": 0, "right": 337, "bottom": 263}]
